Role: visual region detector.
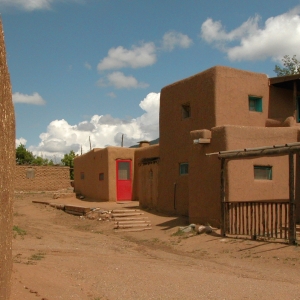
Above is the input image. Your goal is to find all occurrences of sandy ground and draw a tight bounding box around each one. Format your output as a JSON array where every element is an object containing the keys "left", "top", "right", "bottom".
[{"left": 10, "top": 192, "right": 300, "bottom": 300}]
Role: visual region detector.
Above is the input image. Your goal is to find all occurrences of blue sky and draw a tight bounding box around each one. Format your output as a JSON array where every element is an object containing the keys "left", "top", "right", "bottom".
[{"left": 2, "top": 0, "right": 300, "bottom": 160}]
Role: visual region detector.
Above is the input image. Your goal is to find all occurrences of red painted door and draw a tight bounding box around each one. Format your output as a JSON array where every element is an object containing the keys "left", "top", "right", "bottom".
[{"left": 116, "top": 160, "right": 132, "bottom": 201}]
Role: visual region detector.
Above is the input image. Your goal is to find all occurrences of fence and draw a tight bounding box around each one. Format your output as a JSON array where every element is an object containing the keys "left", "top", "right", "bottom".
[{"left": 223, "top": 201, "right": 291, "bottom": 240}]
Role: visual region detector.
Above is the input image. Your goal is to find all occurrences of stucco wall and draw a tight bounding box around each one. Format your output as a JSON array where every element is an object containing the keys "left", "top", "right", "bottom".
[
  {"left": 188, "top": 125, "right": 300, "bottom": 226},
  {"left": 215, "top": 66, "right": 269, "bottom": 127},
  {"left": 158, "top": 67, "right": 218, "bottom": 216},
  {"left": 133, "top": 145, "right": 159, "bottom": 208},
  {"left": 74, "top": 147, "right": 135, "bottom": 201},
  {"left": 0, "top": 19, "right": 15, "bottom": 300},
  {"left": 269, "top": 86, "right": 294, "bottom": 121},
  {"left": 15, "top": 165, "right": 70, "bottom": 191}
]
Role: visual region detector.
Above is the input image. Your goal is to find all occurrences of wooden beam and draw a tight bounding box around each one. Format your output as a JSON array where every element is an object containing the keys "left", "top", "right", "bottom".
[
  {"left": 289, "top": 153, "right": 296, "bottom": 245},
  {"left": 220, "top": 158, "right": 226, "bottom": 237}
]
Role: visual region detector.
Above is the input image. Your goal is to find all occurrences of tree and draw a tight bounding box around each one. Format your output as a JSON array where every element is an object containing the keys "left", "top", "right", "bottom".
[
  {"left": 274, "top": 55, "right": 300, "bottom": 77},
  {"left": 16, "top": 144, "right": 35, "bottom": 165},
  {"left": 61, "top": 150, "right": 76, "bottom": 179},
  {"left": 16, "top": 144, "right": 55, "bottom": 165}
]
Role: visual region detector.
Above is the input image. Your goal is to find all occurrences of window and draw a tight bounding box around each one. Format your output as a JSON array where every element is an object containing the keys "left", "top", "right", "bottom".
[
  {"left": 249, "top": 96, "right": 262, "bottom": 112},
  {"left": 118, "top": 161, "right": 130, "bottom": 180},
  {"left": 179, "top": 163, "right": 189, "bottom": 175},
  {"left": 80, "top": 172, "right": 85, "bottom": 180},
  {"left": 99, "top": 173, "right": 104, "bottom": 180},
  {"left": 26, "top": 168, "right": 35, "bottom": 179},
  {"left": 182, "top": 104, "right": 191, "bottom": 118},
  {"left": 254, "top": 166, "right": 272, "bottom": 180}
]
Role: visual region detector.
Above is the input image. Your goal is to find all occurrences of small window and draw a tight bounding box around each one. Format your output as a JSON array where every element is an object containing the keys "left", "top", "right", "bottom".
[
  {"left": 254, "top": 166, "right": 272, "bottom": 180},
  {"left": 149, "top": 169, "right": 153, "bottom": 180},
  {"left": 182, "top": 104, "right": 191, "bottom": 119},
  {"left": 249, "top": 96, "right": 262, "bottom": 112},
  {"left": 80, "top": 172, "right": 85, "bottom": 180},
  {"left": 26, "top": 168, "right": 35, "bottom": 179},
  {"left": 99, "top": 173, "right": 104, "bottom": 180},
  {"left": 179, "top": 163, "right": 189, "bottom": 175}
]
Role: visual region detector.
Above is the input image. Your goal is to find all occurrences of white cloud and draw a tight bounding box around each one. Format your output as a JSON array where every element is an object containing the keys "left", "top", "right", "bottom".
[
  {"left": 162, "top": 31, "right": 193, "bottom": 51},
  {"left": 0, "top": 0, "right": 83, "bottom": 11},
  {"left": 16, "top": 137, "right": 27, "bottom": 147},
  {"left": 98, "top": 72, "right": 149, "bottom": 89},
  {"left": 13, "top": 92, "right": 46, "bottom": 105},
  {"left": 84, "top": 62, "right": 91, "bottom": 70},
  {"left": 97, "top": 43, "right": 157, "bottom": 71},
  {"left": 29, "top": 92, "right": 160, "bottom": 158},
  {"left": 200, "top": 6, "right": 300, "bottom": 61},
  {"left": 107, "top": 92, "right": 116, "bottom": 98}
]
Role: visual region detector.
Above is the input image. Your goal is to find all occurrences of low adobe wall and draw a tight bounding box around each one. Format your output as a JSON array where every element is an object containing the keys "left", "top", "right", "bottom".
[{"left": 15, "top": 165, "right": 70, "bottom": 191}]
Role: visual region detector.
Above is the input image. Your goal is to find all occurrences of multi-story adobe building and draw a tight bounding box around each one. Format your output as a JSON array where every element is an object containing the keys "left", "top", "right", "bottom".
[{"left": 74, "top": 66, "right": 300, "bottom": 227}]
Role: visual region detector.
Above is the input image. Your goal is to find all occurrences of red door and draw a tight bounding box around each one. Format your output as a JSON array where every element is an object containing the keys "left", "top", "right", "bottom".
[{"left": 116, "top": 160, "right": 132, "bottom": 201}]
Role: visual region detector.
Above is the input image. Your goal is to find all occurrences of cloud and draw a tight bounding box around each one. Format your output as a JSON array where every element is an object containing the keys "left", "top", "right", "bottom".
[
  {"left": 13, "top": 92, "right": 46, "bottom": 105},
  {"left": 162, "top": 31, "right": 193, "bottom": 51},
  {"left": 107, "top": 92, "right": 116, "bottom": 98},
  {"left": 200, "top": 6, "right": 300, "bottom": 61},
  {"left": 97, "top": 43, "right": 157, "bottom": 71},
  {"left": 28, "top": 92, "right": 160, "bottom": 158},
  {"left": 84, "top": 62, "right": 92, "bottom": 70},
  {"left": 16, "top": 137, "right": 27, "bottom": 147},
  {"left": 0, "top": 0, "right": 84, "bottom": 11},
  {"left": 98, "top": 72, "right": 149, "bottom": 89}
]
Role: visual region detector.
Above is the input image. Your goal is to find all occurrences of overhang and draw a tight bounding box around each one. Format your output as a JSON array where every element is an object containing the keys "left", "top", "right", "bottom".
[{"left": 269, "top": 74, "right": 300, "bottom": 90}]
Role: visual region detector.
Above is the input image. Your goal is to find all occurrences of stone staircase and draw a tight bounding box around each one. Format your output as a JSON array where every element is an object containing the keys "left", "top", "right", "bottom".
[{"left": 112, "top": 209, "right": 152, "bottom": 232}]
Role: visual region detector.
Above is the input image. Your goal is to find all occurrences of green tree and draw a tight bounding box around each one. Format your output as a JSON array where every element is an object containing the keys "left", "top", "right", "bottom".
[
  {"left": 61, "top": 150, "right": 76, "bottom": 179},
  {"left": 16, "top": 144, "right": 35, "bottom": 165},
  {"left": 274, "top": 55, "right": 300, "bottom": 77}
]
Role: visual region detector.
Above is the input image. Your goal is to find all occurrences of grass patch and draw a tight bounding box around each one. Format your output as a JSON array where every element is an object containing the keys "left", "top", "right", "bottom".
[
  {"left": 13, "top": 225, "right": 26, "bottom": 238},
  {"left": 171, "top": 229, "right": 186, "bottom": 237},
  {"left": 29, "top": 252, "right": 45, "bottom": 261}
]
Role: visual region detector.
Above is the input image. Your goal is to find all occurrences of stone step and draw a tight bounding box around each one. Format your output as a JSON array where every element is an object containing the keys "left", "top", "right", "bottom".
[
  {"left": 115, "top": 220, "right": 151, "bottom": 225},
  {"left": 114, "top": 227, "right": 152, "bottom": 233},
  {"left": 112, "top": 209, "right": 140, "bottom": 213},
  {"left": 114, "top": 223, "right": 151, "bottom": 229},
  {"left": 111, "top": 212, "right": 144, "bottom": 218},
  {"left": 113, "top": 217, "right": 148, "bottom": 221}
]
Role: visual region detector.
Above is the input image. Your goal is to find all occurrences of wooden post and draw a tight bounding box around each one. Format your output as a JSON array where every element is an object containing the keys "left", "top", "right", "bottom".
[
  {"left": 289, "top": 153, "right": 296, "bottom": 244},
  {"left": 220, "top": 158, "right": 226, "bottom": 237},
  {"left": 293, "top": 81, "right": 298, "bottom": 121}
]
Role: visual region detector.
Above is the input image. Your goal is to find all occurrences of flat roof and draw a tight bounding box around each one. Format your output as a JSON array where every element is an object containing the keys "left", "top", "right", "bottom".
[{"left": 269, "top": 74, "right": 300, "bottom": 90}]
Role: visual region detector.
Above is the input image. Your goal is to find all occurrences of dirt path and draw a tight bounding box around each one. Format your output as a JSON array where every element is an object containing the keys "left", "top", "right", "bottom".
[{"left": 10, "top": 193, "right": 300, "bottom": 299}]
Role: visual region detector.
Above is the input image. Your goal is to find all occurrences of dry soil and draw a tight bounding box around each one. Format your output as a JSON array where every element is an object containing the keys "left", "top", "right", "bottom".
[{"left": 10, "top": 193, "right": 300, "bottom": 300}]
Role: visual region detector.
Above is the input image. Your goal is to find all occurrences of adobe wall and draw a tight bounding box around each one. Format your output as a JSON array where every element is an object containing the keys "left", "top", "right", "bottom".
[
  {"left": 15, "top": 165, "right": 70, "bottom": 191},
  {"left": 133, "top": 145, "right": 159, "bottom": 209},
  {"left": 189, "top": 125, "right": 300, "bottom": 227},
  {"left": 214, "top": 66, "right": 269, "bottom": 127},
  {"left": 74, "top": 149, "right": 109, "bottom": 201},
  {"left": 74, "top": 147, "right": 135, "bottom": 201},
  {"left": 0, "top": 19, "right": 15, "bottom": 300},
  {"left": 268, "top": 86, "right": 294, "bottom": 121},
  {"left": 158, "top": 67, "right": 217, "bottom": 216}
]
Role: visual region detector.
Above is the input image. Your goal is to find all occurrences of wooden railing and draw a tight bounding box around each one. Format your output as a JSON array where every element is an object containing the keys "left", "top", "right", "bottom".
[{"left": 223, "top": 201, "right": 290, "bottom": 240}]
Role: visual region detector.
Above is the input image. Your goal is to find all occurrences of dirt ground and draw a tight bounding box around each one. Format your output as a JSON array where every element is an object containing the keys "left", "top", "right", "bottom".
[{"left": 10, "top": 192, "right": 300, "bottom": 300}]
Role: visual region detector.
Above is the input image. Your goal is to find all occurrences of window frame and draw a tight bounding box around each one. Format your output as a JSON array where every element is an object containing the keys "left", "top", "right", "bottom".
[
  {"left": 99, "top": 173, "right": 104, "bottom": 181},
  {"left": 248, "top": 96, "right": 263, "bottom": 112},
  {"left": 80, "top": 172, "right": 85, "bottom": 180},
  {"left": 254, "top": 165, "right": 272, "bottom": 180},
  {"left": 181, "top": 103, "right": 191, "bottom": 119},
  {"left": 179, "top": 162, "right": 189, "bottom": 175}
]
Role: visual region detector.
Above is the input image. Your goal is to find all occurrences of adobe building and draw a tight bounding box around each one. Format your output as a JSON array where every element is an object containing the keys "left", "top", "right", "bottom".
[
  {"left": 0, "top": 19, "right": 15, "bottom": 300},
  {"left": 74, "top": 66, "right": 300, "bottom": 227}
]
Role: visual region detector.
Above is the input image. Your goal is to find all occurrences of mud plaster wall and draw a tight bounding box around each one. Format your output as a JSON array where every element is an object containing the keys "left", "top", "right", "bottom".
[
  {"left": 133, "top": 145, "right": 159, "bottom": 208},
  {"left": 188, "top": 125, "right": 300, "bottom": 227},
  {"left": 215, "top": 67, "right": 269, "bottom": 127},
  {"left": 74, "top": 147, "right": 135, "bottom": 201},
  {"left": 158, "top": 67, "right": 217, "bottom": 216},
  {"left": 15, "top": 166, "right": 70, "bottom": 191},
  {"left": 0, "top": 19, "right": 15, "bottom": 300}
]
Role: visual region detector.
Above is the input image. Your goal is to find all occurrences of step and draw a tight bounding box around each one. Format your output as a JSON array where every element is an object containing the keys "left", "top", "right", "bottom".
[
  {"left": 111, "top": 209, "right": 140, "bottom": 213},
  {"left": 115, "top": 220, "right": 151, "bottom": 225},
  {"left": 114, "top": 227, "right": 152, "bottom": 233},
  {"left": 113, "top": 217, "right": 148, "bottom": 221},
  {"left": 111, "top": 212, "right": 144, "bottom": 218},
  {"left": 114, "top": 223, "right": 151, "bottom": 229}
]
